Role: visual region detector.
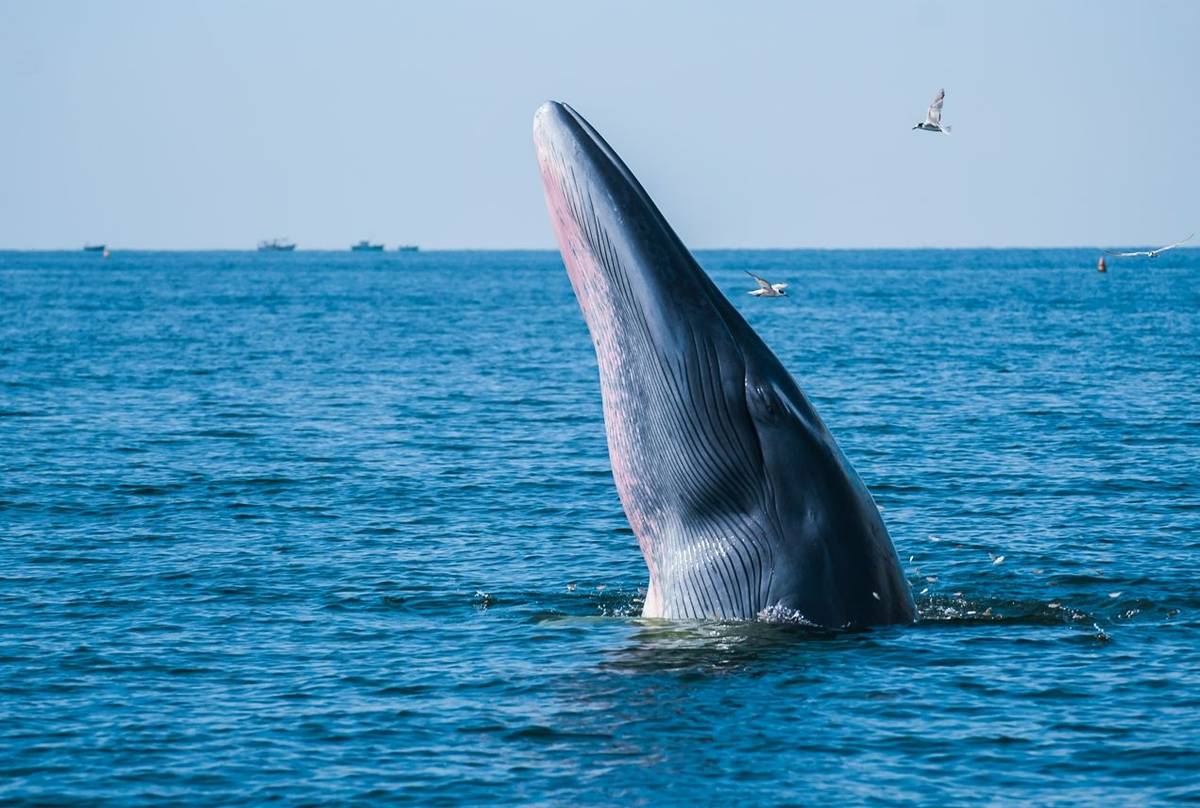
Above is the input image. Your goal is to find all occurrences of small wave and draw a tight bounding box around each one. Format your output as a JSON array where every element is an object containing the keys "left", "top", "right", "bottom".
[
  {"left": 503, "top": 724, "right": 614, "bottom": 742},
  {"left": 214, "top": 410, "right": 282, "bottom": 420},
  {"left": 189, "top": 429, "right": 257, "bottom": 439},
  {"left": 116, "top": 483, "right": 186, "bottom": 496}
]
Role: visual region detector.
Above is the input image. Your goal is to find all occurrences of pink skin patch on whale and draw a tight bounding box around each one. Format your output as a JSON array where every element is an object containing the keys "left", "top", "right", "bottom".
[{"left": 534, "top": 116, "right": 663, "bottom": 600}]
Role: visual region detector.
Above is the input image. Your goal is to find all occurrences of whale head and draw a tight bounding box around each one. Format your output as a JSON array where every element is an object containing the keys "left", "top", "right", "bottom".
[{"left": 533, "top": 101, "right": 915, "bottom": 627}]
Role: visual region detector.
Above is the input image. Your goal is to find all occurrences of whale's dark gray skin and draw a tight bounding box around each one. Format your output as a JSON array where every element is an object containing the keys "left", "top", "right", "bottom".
[{"left": 533, "top": 101, "right": 916, "bottom": 627}]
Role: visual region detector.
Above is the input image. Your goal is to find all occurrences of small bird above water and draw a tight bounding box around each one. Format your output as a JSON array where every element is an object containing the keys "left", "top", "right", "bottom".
[
  {"left": 913, "top": 88, "right": 952, "bottom": 134},
  {"left": 746, "top": 271, "right": 788, "bottom": 297},
  {"left": 1105, "top": 233, "right": 1194, "bottom": 259}
]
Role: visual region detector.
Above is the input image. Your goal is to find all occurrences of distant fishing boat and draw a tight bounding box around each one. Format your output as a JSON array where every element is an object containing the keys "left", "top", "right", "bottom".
[
  {"left": 394, "top": 245, "right": 419, "bottom": 252},
  {"left": 83, "top": 244, "right": 106, "bottom": 252},
  {"left": 257, "top": 238, "right": 296, "bottom": 252},
  {"left": 351, "top": 240, "right": 385, "bottom": 252}
]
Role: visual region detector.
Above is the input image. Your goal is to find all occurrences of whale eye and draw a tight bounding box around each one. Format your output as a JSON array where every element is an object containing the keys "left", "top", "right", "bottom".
[{"left": 748, "top": 378, "right": 783, "bottom": 424}]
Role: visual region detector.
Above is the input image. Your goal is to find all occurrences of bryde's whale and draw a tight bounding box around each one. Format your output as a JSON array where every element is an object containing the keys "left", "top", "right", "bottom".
[{"left": 533, "top": 101, "right": 916, "bottom": 627}]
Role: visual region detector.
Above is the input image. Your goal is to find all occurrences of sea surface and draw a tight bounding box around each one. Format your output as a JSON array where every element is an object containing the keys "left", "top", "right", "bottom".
[{"left": 2, "top": 248, "right": 1199, "bottom": 805}]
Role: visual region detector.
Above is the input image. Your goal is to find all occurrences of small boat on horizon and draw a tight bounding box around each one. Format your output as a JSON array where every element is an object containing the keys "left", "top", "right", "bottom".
[
  {"left": 394, "top": 245, "right": 419, "bottom": 252},
  {"left": 351, "top": 240, "right": 385, "bottom": 252},
  {"left": 258, "top": 238, "right": 296, "bottom": 252},
  {"left": 83, "top": 243, "right": 106, "bottom": 252}
]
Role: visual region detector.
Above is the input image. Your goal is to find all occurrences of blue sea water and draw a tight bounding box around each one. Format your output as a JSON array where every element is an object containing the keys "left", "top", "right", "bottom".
[{"left": 2, "top": 248, "right": 1199, "bottom": 805}]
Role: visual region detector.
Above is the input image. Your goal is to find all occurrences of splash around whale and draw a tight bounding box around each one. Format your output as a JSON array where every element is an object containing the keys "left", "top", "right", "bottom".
[{"left": 533, "top": 101, "right": 916, "bottom": 628}]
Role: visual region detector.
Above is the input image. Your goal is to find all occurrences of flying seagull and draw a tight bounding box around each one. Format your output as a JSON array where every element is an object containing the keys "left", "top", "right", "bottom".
[
  {"left": 913, "top": 88, "right": 952, "bottom": 134},
  {"left": 1105, "top": 233, "right": 1194, "bottom": 258},
  {"left": 746, "top": 271, "right": 787, "bottom": 297}
]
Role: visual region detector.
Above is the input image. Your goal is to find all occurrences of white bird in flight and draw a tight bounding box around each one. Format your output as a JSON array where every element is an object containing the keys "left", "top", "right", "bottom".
[
  {"left": 746, "top": 271, "right": 787, "bottom": 297},
  {"left": 1105, "top": 233, "right": 1194, "bottom": 259},
  {"left": 913, "top": 88, "right": 952, "bottom": 134}
]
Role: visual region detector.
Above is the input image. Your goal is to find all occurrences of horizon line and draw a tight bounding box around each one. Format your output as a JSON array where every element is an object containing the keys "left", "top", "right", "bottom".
[{"left": 0, "top": 244, "right": 1166, "bottom": 253}]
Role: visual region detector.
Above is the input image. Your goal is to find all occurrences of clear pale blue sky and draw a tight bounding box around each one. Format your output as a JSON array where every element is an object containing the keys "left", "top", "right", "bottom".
[{"left": 2, "top": 1, "right": 1197, "bottom": 249}]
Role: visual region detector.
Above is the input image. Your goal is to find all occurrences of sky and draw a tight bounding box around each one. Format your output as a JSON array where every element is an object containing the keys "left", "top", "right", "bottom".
[{"left": 1, "top": 1, "right": 1197, "bottom": 250}]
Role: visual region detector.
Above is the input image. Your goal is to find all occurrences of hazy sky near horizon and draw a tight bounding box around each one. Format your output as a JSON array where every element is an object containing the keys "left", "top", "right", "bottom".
[{"left": 2, "top": 1, "right": 1198, "bottom": 249}]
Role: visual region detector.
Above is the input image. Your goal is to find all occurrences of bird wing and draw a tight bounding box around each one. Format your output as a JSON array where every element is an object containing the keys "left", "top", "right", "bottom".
[
  {"left": 926, "top": 88, "right": 944, "bottom": 124},
  {"left": 771, "top": 283, "right": 789, "bottom": 292},
  {"left": 745, "top": 270, "right": 772, "bottom": 290},
  {"left": 1154, "top": 232, "right": 1195, "bottom": 254}
]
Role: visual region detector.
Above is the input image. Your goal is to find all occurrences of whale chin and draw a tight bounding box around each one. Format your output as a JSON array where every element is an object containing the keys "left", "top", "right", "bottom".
[{"left": 533, "top": 101, "right": 916, "bottom": 627}]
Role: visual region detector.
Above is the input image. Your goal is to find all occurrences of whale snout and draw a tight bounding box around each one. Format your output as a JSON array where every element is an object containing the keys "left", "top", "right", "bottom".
[
  {"left": 533, "top": 100, "right": 605, "bottom": 178},
  {"left": 532, "top": 100, "right": 567, "bottom": 152}
]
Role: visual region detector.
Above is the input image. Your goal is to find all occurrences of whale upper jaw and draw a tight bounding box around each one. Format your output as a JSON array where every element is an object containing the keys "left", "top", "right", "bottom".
[{"left": 533, "top": 101, "right": 916, "bottom": 627}]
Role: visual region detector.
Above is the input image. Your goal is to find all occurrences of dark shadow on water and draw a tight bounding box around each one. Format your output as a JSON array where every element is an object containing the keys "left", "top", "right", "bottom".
[
  {"left": 601, "top": 619, "right": 851, "bottom": 676},
  {"left": 526, "top": 587, "right": 1106, "bottom": 675}
]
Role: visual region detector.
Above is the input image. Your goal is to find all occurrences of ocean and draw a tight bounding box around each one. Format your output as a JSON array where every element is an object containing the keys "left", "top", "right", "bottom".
[{"left": 2, "top": 248, "right": 1198, "bottom": 804}]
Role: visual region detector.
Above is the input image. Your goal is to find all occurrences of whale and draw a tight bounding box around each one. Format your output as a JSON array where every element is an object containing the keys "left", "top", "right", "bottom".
[{"left": 533, "top": 101, "right": 916, "bottom": 627}]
